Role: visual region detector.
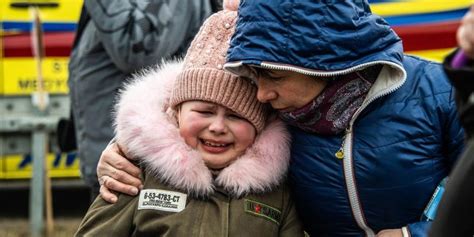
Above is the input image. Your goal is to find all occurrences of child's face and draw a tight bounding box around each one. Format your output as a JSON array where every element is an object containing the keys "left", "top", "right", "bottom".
[
  {"left": 178, "top": 101, "right": 257, "bottom": 169},
  {"left": 251, "top": 69, "right": 327, "bottom": 112}
]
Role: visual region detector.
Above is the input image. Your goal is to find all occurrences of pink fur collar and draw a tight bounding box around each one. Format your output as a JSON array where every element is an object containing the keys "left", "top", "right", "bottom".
[{"left": 114, "top": 61, "right": 291, "bottom": 198}]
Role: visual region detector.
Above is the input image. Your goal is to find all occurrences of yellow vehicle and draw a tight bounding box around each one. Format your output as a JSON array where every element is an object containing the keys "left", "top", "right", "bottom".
[
  {"left": 0, "top": 0, "right": 471, "bottom": 185},
  {"left": 1, "top": 0, "right": 82, "bottom": 183},
  {"left": 371, "top": 0, "right": 472, "bottom": 62}
]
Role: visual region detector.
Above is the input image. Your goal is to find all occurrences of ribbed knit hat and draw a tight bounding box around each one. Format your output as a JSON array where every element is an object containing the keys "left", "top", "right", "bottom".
[{"left": 170, "top": 9, "right": 267, "bottom": 132}]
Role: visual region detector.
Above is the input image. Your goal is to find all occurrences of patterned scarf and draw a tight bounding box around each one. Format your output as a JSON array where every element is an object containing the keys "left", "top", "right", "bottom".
[{"left": 279, "top": 65, "right": 382, "bottom": 135}]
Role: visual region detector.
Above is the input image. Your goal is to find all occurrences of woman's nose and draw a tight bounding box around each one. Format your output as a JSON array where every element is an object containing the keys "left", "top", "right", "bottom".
[{"left": 256, "top": 79, "right": 278, "bottom": 103}]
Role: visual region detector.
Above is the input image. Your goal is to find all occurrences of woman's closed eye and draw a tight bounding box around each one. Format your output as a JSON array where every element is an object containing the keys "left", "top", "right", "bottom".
[
  {"left": 266, "top": 72, "right": 286, "bottom": 81},
  {"left": 269, "top": 76, "right": 285, "bottom": 82}
]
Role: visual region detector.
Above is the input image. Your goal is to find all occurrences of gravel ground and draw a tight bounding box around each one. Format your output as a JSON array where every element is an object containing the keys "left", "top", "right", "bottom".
[
  {"left": 0, "top": 218, "right": 82, "bottom": 237},
  {"left": 0, "top": 184, "right": 90, "bottom": 237}
]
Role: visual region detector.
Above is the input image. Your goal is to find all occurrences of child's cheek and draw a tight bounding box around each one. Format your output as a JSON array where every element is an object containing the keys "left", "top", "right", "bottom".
[
  {"left": 232, "top": 122, "right": 257, "bottom": 150},
  {"left": 179, "top": 115, "right": 207, "bottom": 149}
]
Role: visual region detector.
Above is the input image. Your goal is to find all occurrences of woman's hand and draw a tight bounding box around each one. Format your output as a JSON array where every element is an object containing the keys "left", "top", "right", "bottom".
[
  {"left": 376, "top": 229, "right": 403, "bottom": 237},
  {"left": 458, "top": 5, "right": 474, "bottom": 58},
  {"left": 97, "top": 143, "right": 142, "bottom": 203}
]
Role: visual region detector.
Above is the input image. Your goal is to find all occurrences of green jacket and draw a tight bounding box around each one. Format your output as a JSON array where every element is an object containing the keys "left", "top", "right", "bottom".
[
  {"left": 75, "top": 171, "right": 303, "bottom": 236},
  {"left": 75, "top": 61, "right": 304, "bottom": 236}
]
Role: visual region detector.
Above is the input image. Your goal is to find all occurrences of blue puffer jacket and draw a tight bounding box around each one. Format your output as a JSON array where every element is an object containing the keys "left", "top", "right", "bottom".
[{"left": 224, "top": 1, "right": 465, "bottom": 236}]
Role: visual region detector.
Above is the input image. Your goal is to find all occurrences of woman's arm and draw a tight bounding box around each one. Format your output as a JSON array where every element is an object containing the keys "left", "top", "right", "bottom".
[{"left": 97, "top": 143, "right": 142, "bottom": 203}]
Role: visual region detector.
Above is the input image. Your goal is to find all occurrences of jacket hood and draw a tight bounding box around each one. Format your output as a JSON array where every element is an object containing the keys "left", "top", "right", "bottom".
[
  {"left": 114, "top": 61, "right": 291, "bottom": 198},
  {"left": 224, "top": 0, "right": 405, "bottom": 78}
]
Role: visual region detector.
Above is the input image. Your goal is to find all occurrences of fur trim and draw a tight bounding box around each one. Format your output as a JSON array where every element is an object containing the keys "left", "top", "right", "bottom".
[{"left": 114, "top": 61, "right": 291, "bottom": 198}]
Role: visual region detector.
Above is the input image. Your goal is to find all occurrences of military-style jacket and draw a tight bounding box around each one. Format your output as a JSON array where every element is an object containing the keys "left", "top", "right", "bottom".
[
  {"left": 76, "top": 172, "right": 302, "bottom": 237},
  {"left": 75, "top": 61, "right": 304, "bottom": 237}
]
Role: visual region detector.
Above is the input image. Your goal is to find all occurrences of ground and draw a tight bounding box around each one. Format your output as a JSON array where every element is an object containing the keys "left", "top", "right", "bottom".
[
  {"left": 0, "top": 182, "right": 90, "bottom": 237},
  {"left": 0, "top": 218, "right": 82, "bottom": 237}
]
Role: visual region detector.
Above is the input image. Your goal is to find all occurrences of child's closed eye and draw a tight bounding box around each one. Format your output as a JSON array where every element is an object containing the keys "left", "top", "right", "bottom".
[
  {"left": 228, "top": 113, "right": 244, "bottom": 120},
  {"left": 193, "top": 110, "right": 214, "bottom": 115}
]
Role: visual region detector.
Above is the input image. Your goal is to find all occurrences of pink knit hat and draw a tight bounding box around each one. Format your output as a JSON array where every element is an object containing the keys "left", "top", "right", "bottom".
[{"left": 170, "top": 9, "right": 267, "bottom": 132}]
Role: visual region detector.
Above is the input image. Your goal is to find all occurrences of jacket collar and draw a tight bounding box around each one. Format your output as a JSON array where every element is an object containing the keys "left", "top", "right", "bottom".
[
  {"left": 114, "top": 61, "right": 291, "bottom": 198},
  {"left": 365, "top": 63, "right": 406, "bottom": 104}
]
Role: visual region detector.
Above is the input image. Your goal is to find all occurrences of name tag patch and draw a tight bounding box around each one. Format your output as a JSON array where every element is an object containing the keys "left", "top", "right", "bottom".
[
  {"left": 244, "top": 199, "right": 281, "bottom": 225},
  {"left": 138, "top": 189, "right": 187, "bottom": 213}
]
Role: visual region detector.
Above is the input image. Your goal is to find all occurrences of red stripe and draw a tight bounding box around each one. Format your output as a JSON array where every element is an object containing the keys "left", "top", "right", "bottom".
[
  {"left": 3, "top": 32, "right": 75, "bottom": 57},
  {"left": 3, "top": 22, "right": 458, "bottom": 57},
  {"left": 393, "top": 21, "right": 459, "bottom": 51}
]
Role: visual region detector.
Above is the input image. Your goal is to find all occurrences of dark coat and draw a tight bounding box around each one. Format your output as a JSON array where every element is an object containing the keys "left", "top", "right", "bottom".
[
  {"left": 429, "top": 50, "right": 474, "bottom": 237},
  {"left": 224, "top": 1, "right": 465, "bottom": 236}
]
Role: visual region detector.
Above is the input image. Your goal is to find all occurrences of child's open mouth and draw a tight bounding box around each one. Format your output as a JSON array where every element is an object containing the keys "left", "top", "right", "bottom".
[{"left": 200, "top": 139, "right": 232, "bottom": 153}]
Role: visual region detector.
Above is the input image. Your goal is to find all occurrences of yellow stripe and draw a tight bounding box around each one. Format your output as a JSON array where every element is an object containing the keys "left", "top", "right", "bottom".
[
  {"left": 1, "top": 57, "right": 69, "bottom": 95},
  {"left": 371, "top": 0, "right": 473, "bottom": 17},
  {"left": 406, "top": 48, "right": 456, "bottom": 63},
  {"left": 0, "top": 153, "right": 80, "bottom": 179},
  {"left": 0, "top": 0, "right": 83, "bottom": 22}
]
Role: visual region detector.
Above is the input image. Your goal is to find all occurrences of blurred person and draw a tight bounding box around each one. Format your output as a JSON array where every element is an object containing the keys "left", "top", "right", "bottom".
[
  {"left": 429, "top": 5, "right": 474, "bottom": 237},
  {"left": 68, "top": 0, "right": 214, "bottom": 200},
  {"left": 75, "top": 7, "right": 303, "bottom": 236},
  {"left": 455, "top": 5, "right": 474, "bottom": 59}
]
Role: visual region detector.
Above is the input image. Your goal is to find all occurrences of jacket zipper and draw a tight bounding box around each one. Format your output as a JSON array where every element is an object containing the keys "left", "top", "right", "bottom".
[
  {"left": 260, "top": 61, "right": 388, "bottom": 77},
  {"left": 341, "top": 125, "right": 376, "bottom": 236},
  {"left": 335, "top": 62, "right": 406, "bottom": 236}
]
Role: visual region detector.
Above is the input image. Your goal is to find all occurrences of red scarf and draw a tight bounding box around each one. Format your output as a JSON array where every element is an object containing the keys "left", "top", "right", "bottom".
[{"left": 279, "top": 66, "right": 381, "bottom": 135}]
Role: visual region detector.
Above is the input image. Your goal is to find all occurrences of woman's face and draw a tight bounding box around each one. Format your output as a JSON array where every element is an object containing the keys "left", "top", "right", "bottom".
[
  {"left": 251, "top": 69, "right": 327, "bottom": 112},
  {"left": 178, "top": 101, "right": 256, "bottom": 169}
]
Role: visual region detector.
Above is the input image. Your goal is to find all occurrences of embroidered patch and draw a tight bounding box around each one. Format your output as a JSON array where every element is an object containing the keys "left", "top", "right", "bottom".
[
  {"left": 244, "top": 199, "right": 281, "bottom": 225},
  {"left": 138, "top": 189, "right": 187, "bottom": 213}
]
